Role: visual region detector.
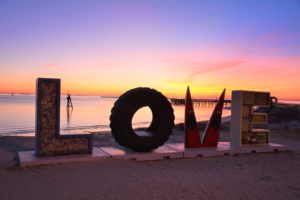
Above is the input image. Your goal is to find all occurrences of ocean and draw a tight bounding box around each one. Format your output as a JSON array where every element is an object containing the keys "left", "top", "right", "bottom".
[{"left": 0, "top": 94, "right": 237, "bottom": 136}]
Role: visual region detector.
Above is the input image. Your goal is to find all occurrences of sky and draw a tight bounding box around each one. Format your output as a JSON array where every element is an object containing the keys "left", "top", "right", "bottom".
[{"left": 0, "top": 0, "right": 300, "bottom": 100}]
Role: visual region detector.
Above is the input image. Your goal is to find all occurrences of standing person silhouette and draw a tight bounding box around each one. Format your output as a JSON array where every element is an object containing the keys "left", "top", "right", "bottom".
[{"left": 67, "top": 92, "right": 73, "bottom": 108}]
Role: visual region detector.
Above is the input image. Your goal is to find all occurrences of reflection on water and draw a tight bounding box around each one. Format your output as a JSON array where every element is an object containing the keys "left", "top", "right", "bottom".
[
  {"left": 132, "top": 106, "right": 152, "bottom": 129},
  {"left": 0, "top": 95, "right": 35, "bottom": 135},
  {"left": 0, "top": 94, "right": 232, "bottom": 136},
  {"left": 66, "top": 107, "right": 73, "bottom": 128}
]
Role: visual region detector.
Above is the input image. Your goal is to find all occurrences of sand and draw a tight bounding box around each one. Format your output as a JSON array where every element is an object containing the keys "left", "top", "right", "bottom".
[{"left": 0, "top": 128, "right": 299, "bottom": 200}]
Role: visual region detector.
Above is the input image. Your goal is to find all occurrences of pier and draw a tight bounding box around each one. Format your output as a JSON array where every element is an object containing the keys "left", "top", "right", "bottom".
[{"left": 170, "top": 98, "right": 232, "bottom": 106}]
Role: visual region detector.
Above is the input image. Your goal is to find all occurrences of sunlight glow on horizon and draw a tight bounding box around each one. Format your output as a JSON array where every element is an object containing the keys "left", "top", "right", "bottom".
[{"left": 1, "top": 0, "right": 300, "bottom": 100}]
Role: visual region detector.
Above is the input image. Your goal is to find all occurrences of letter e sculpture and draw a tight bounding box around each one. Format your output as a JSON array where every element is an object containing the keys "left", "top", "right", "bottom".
[{"left": 230, "top": 90, "right": 270, "bottom": 148}]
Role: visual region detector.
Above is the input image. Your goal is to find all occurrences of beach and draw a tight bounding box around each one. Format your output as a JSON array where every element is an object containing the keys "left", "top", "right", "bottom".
[
  {"left": 0, "top": 130, "right": 299, "bottom": 199},
  {"left": 0, "top": 104, "right": 300, "bottom": 200}
]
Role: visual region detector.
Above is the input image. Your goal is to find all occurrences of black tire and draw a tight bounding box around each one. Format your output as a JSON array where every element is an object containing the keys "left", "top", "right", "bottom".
[{"left": 110, "top": 87, "right": 175, "bottom": 152}]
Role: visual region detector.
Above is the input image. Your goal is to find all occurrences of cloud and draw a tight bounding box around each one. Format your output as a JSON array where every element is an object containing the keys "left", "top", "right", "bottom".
[{"left": 186, "top": 60, "right": 245, "bottom": 80}]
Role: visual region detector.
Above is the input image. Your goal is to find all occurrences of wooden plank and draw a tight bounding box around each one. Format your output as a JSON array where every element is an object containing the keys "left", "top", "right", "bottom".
[
  {"left": 168, "top": 142, "right": 238, "bottom": 158},
  {"left": 19, "top": 147, "right": 111, "bottom": 168},
  {"left": 168, "top": 142, "right": 288, "bottom": 158},
  {"left": 239, "top": 143, "right": 289, "bottom": 154},
  {"left": 100, "top": 145, "right": 183, "bottom": 161},
  {"left": 18, "top": 143, "right": 289, "bottom": 168}
]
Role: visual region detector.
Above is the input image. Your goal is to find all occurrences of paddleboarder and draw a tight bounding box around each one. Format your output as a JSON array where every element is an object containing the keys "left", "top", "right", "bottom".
[{"left": 67, "top": 93, "right": 73, "bottom": 108}]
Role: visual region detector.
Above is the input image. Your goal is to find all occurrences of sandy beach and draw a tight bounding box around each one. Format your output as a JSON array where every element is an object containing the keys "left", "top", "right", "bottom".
[
  {"left": 0, "top": 122, "right": 300, "bottom": 200},
  {"left": 0, "top": 104, "right": 299, "bottom": 199}
]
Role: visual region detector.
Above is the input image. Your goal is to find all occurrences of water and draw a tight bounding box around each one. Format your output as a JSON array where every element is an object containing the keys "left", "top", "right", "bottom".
[
  {"left": 278, "top": 100, "right": 300, "bottom": 105},
  {"left": 0, "top": 94, "right": 233, "bottom": 136}
]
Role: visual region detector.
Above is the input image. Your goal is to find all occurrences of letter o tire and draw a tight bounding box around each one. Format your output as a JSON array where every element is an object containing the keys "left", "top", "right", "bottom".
[{"left": 109, "top": 87, "right": 175, "bottom": 152}]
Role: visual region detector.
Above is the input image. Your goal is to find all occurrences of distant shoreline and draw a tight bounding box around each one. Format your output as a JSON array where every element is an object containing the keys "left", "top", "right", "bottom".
[{"left": 1, "top": 93, "right": 300, "bottom": 102}]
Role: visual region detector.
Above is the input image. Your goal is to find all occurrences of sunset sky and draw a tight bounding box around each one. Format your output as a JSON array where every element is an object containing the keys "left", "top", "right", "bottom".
[{"left": 0, "top": 0, "right": 300, "bottom": 100}]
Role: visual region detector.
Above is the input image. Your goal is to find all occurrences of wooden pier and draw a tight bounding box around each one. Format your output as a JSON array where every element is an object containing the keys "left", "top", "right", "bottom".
[{"left": 170, "top": 98, "right": 232, "bottom": 106}]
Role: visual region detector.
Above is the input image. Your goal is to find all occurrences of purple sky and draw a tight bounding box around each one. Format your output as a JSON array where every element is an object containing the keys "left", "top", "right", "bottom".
[{"left": 1, "top": 0, "right": 300, "bottom": 99}]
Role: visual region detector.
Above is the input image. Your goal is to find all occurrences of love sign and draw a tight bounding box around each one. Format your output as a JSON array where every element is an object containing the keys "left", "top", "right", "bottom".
[{"left": 36, "top": 78, "right": 270, "bottom": 157}]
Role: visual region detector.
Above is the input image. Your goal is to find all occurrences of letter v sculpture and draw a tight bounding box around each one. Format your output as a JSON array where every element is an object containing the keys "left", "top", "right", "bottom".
[{"left": 184, "top": 87, "right": 226, "bottom": 148}]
